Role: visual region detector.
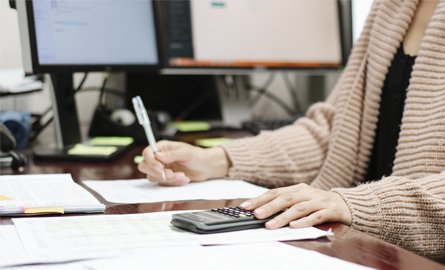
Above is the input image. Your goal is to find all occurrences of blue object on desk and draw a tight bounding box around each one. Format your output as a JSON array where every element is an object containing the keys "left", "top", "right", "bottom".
[{"left": 0, "top": 112, "right": 30, "bottom": 150}]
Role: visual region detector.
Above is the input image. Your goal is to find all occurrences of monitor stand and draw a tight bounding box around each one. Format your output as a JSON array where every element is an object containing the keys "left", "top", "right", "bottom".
[{"left": 33, "top": 73, "right": 131, "bottom": 161}]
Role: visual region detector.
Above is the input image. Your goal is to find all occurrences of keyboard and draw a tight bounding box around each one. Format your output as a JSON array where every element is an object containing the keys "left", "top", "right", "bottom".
[{"left": 242, "top": 118, "right": 297, "bottom": 135}]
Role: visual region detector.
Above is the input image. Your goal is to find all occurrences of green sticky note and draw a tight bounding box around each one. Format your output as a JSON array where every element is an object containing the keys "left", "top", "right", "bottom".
[
  {"left": 134, "top": 155, "right": 144, "bottom": 164},
  {"left": 68, "top": 144, "right": 117, "bottom": 156},
  {"left": 90, "top": 137, "right": 134, "bottom": 146},
  {"left": 195, "top": 137, "right": 233, "bottom": 148},
  {"left": 170, "top": 121, "right": 211, "bottom": 132}
]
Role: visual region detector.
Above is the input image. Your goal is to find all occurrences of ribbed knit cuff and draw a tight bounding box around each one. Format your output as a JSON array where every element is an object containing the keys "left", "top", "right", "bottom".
[
  {"left": 332, "top": 184, "right": 383, "bottom": 236},
  {"left": 222, "top": 137, "right": 261, "bottom": 180}
]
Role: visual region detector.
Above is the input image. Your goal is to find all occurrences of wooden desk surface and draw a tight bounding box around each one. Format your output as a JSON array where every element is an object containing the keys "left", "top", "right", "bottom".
[{"left": 1, "top": 146, "right": 444, "bottom": 270}]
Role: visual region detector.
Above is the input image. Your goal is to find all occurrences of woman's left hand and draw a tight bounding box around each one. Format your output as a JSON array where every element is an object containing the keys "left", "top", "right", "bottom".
[{"left": 240, "top": 183, "right": 352, "bottom": 229}]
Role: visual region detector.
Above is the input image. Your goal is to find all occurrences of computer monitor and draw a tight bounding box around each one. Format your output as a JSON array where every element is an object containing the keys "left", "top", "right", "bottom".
[
  {"left": 158, "top": 0, "right": 352, "bottom": 73},
  {"left": 15, "top": 0, "right": 160, "bottom": 159},
  {"left": 18, "top": 0, "right": 159, "bottom": 73}
]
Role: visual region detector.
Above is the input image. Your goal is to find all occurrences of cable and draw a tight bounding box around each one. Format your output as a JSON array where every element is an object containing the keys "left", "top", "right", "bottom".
[
  {"left": 248, "top": 73, "right": 276, "bottom": 106},
  {"left": 97, "top": 74, "right": 109, "bottom": 106},
  {"left": 248, "top": 87, "right": 296, "bottom": 116},
  {"left": 73, "top": 72, "right": 89, "bottom": 94}
]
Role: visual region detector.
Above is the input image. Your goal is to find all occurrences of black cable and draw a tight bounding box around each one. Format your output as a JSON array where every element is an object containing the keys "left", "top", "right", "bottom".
[
  {"left": 248, "top": 73, "right": 276, "bottom": 106},
  {"left": 283, "top": 73, "right": 302, "bottom": 115},
  {"left": 248, "top": 87, "right": 296, "bottom": 116},
  {"left": 97, "top": 74, "right": 109, "bottom": 106},
  {"left": 73, "top": 72, "right": 89, "bottom": 94}
]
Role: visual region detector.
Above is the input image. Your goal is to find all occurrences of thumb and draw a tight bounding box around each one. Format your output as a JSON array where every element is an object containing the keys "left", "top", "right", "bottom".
[{"left": 155, "top": 148, "right": 191, "bottom": 165}]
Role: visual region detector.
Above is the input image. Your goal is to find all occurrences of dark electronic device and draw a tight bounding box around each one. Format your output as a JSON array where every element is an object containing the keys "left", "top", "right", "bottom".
[
  {"left": 171, "top": 207, "right": 278, "bottom": 234},
  {"left": 16, "top": 0, "right": 160, "bottom": 160}
]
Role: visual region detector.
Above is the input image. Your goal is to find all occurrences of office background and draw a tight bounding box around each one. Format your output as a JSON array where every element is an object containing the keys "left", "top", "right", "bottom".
[{"left": 0, "top": 0, "right": 373, "bottom": 128}]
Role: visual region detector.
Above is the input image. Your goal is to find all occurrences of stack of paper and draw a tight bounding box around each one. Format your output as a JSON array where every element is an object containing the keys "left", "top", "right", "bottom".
[{"left": 0, "top": 174, "right": 105, "bottom": 215}]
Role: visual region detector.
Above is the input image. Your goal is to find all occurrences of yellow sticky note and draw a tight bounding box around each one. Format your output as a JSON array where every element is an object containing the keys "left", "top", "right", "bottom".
[
  {"left": 170, "top": 121, "right": 211, "bottom": 132},
  {"left": 90, "top": 137, "right": 134, "bottom": 146},
  {"left": 195, "top": 137, "right": 233, "bottom": 148},
  {"left": 0, "top": 194, "right": 13, "bottom": 201},
  {"left": 68, "top": 144, "right": 117, "bottom": 156},
  {"left": 134, "top": 155, "right": 144, "bottom": 164},
  {"left": 24, "top": 208, "right": 65, "bottom": 214}
]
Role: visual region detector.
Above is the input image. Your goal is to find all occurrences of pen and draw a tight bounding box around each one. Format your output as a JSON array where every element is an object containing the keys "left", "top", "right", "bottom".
[{"left": 132, "top": 96, "right": 167, "bottom": 181}]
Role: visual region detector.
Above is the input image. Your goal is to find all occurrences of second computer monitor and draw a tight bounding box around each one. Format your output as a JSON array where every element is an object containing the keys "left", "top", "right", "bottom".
[{"left": 158, "top": 0, "right": 351, "bottom": 72}]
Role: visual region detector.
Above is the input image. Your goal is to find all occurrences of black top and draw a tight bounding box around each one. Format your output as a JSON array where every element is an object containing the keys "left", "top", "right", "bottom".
[{"left": 366, "top": 45, "right": 416, "bottom": 182}]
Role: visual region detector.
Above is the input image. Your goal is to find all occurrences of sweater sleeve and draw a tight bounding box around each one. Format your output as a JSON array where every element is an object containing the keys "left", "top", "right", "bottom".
[
  {"left": 222, "top": 101, "right": 335, "bottom": 188},
  {"left": 332, "top": 173, "right": 445, "bottom": 259}
]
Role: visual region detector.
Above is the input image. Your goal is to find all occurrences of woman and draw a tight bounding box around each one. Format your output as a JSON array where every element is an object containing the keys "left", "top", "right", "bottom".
[{"left": 139, "top": 0, "right": 445, "bottom": 259}]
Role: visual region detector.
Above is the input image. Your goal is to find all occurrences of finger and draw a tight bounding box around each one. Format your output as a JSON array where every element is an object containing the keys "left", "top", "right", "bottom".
[
  {"left": 265, "top": 201, "right": 322, "bottom": 229},
  {"left": 240, "top": 189, "right": 284, "bottom": 211},
  {"left": 240, "top": 184, "right": 310, "bottom": 211},
  {"left": 253, "top": 190, "right": 312, "bottom": 219},
  {"left": 157, "top": 171, "right": 190, "bottom": 186},
  {"left": 155, "top": 147, "right": 192, "bottom": 165},
  {"left": 138, "top": 159, "right": 163, "bottom": 181},
  {"left": 157, "top": 140, "right": 184, "bottom": 151},
  {"left": 141, "top": 148, "right": 165, "bottom": 172},
  {"left": 289, "top": 209, "right": 334, "bottom": 228}
]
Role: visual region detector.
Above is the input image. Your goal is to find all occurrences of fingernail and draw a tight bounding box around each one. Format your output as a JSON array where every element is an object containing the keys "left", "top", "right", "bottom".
[
  {"left": 254, "top": 208, "right": 264, "bottom": 216},
  {"left": 240, "top": 201, "right": 251, "bottom": 209},
  {"left": 266, "top": 219, "right": 277, "bottom": 229}
]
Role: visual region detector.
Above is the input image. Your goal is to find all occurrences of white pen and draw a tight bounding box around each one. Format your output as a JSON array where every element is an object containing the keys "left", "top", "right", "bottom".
[{"left": 132, "top": 96, "right": 167, "bottom": 181}]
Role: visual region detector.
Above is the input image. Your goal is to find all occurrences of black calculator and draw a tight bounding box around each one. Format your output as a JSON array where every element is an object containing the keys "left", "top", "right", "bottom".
[{"left": 171, "top": 207, "right": 276, "bottom": 234}]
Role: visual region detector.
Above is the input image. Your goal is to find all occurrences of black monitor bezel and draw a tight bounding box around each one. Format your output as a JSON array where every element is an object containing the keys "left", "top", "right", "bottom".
[
  {"left": 25, "top": 0, "right": 162, "bottom": 73},
  {"left": 155, "top": 0, "right": 352, "bottom": 72}
]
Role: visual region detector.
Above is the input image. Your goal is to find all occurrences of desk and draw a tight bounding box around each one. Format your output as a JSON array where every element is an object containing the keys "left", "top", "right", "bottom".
[{"left": 1, "top": 146, "right": 444, "bottom": 270}]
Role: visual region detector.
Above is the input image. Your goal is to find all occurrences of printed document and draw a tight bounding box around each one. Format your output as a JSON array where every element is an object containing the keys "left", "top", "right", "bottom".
[
  {"left": 83, "top": 179, "right": 267, "bottom": 203},
  {"left": 0, "top": 174, "right": 105, "bottom": 215},
  {"left": 0, "top": 243, "right": 374, "bottom": 270},
  {"left": 13, "top": 211, "right": 332, "bottom": 257}
]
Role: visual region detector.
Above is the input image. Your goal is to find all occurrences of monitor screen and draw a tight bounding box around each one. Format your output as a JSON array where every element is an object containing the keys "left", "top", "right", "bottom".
[
  {"left": 159, "top": 0, "right": 348, "bottom": 71},
  {"left": 21, "top": 0, "right": 159, "bottom": 72}
]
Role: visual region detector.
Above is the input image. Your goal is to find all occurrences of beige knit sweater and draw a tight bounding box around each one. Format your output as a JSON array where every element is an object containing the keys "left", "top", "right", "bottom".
[{"left": 222, "top": 0, "right": 445, "bottom": 259}]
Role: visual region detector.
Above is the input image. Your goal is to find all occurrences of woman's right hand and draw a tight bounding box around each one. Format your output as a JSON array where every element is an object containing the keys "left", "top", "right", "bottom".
[{"left": 138, "top": 140, "right": 231, "bottom": 186}]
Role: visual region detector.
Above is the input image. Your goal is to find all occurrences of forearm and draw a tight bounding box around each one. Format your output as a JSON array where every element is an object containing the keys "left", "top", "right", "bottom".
[
  {"left": 332, "top": 174, "right": 445, "bottom": 259},
  {"left": 223, "top": 103, "right": 335, "bottom": 188}
]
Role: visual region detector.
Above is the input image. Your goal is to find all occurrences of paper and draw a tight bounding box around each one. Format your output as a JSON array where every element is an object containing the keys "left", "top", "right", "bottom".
[
  {"left": 90, "top": 137, "right": 134, "bottom": 146},
  {"left": 83, "top": 242, "right": 374, "bottom": 270},
  {"left": 68, "top": 144, "right": 117, "bottom": 156},
  {"left": 0, "top": 174, "right": 105, "bottom": 215},
  {"left": 0, "top": 243, "right": 373, "bottom": 270},
  {"left": 195, "top": 137, "right": 233, "bottom": 148},
  {"left": 0, "top": 69, "right": 43, "bottom": 94},
  {"left": 83, "top": 179, "right": 268, "bottom": 204},
  {"left": 0, "top": 225, "right": 117, "bottom": 268},
  {"left": 13, "top": 211, "right": 332, "bottom": 258}
]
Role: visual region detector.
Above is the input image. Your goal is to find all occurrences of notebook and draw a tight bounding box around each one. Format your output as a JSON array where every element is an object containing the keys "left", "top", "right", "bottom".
[{"left": 0, "top": 174, "right": 105, "bottom": 215}]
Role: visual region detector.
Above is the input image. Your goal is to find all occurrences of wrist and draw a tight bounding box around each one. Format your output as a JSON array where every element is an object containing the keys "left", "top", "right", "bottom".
[{"left": 205, "top": 147, "right": 231, "bottom": 179}]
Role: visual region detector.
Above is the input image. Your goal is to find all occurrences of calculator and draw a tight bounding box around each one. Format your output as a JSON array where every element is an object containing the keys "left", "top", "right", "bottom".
[{"left": 171, "top": 207, "right": 277, "bottom": 234}]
